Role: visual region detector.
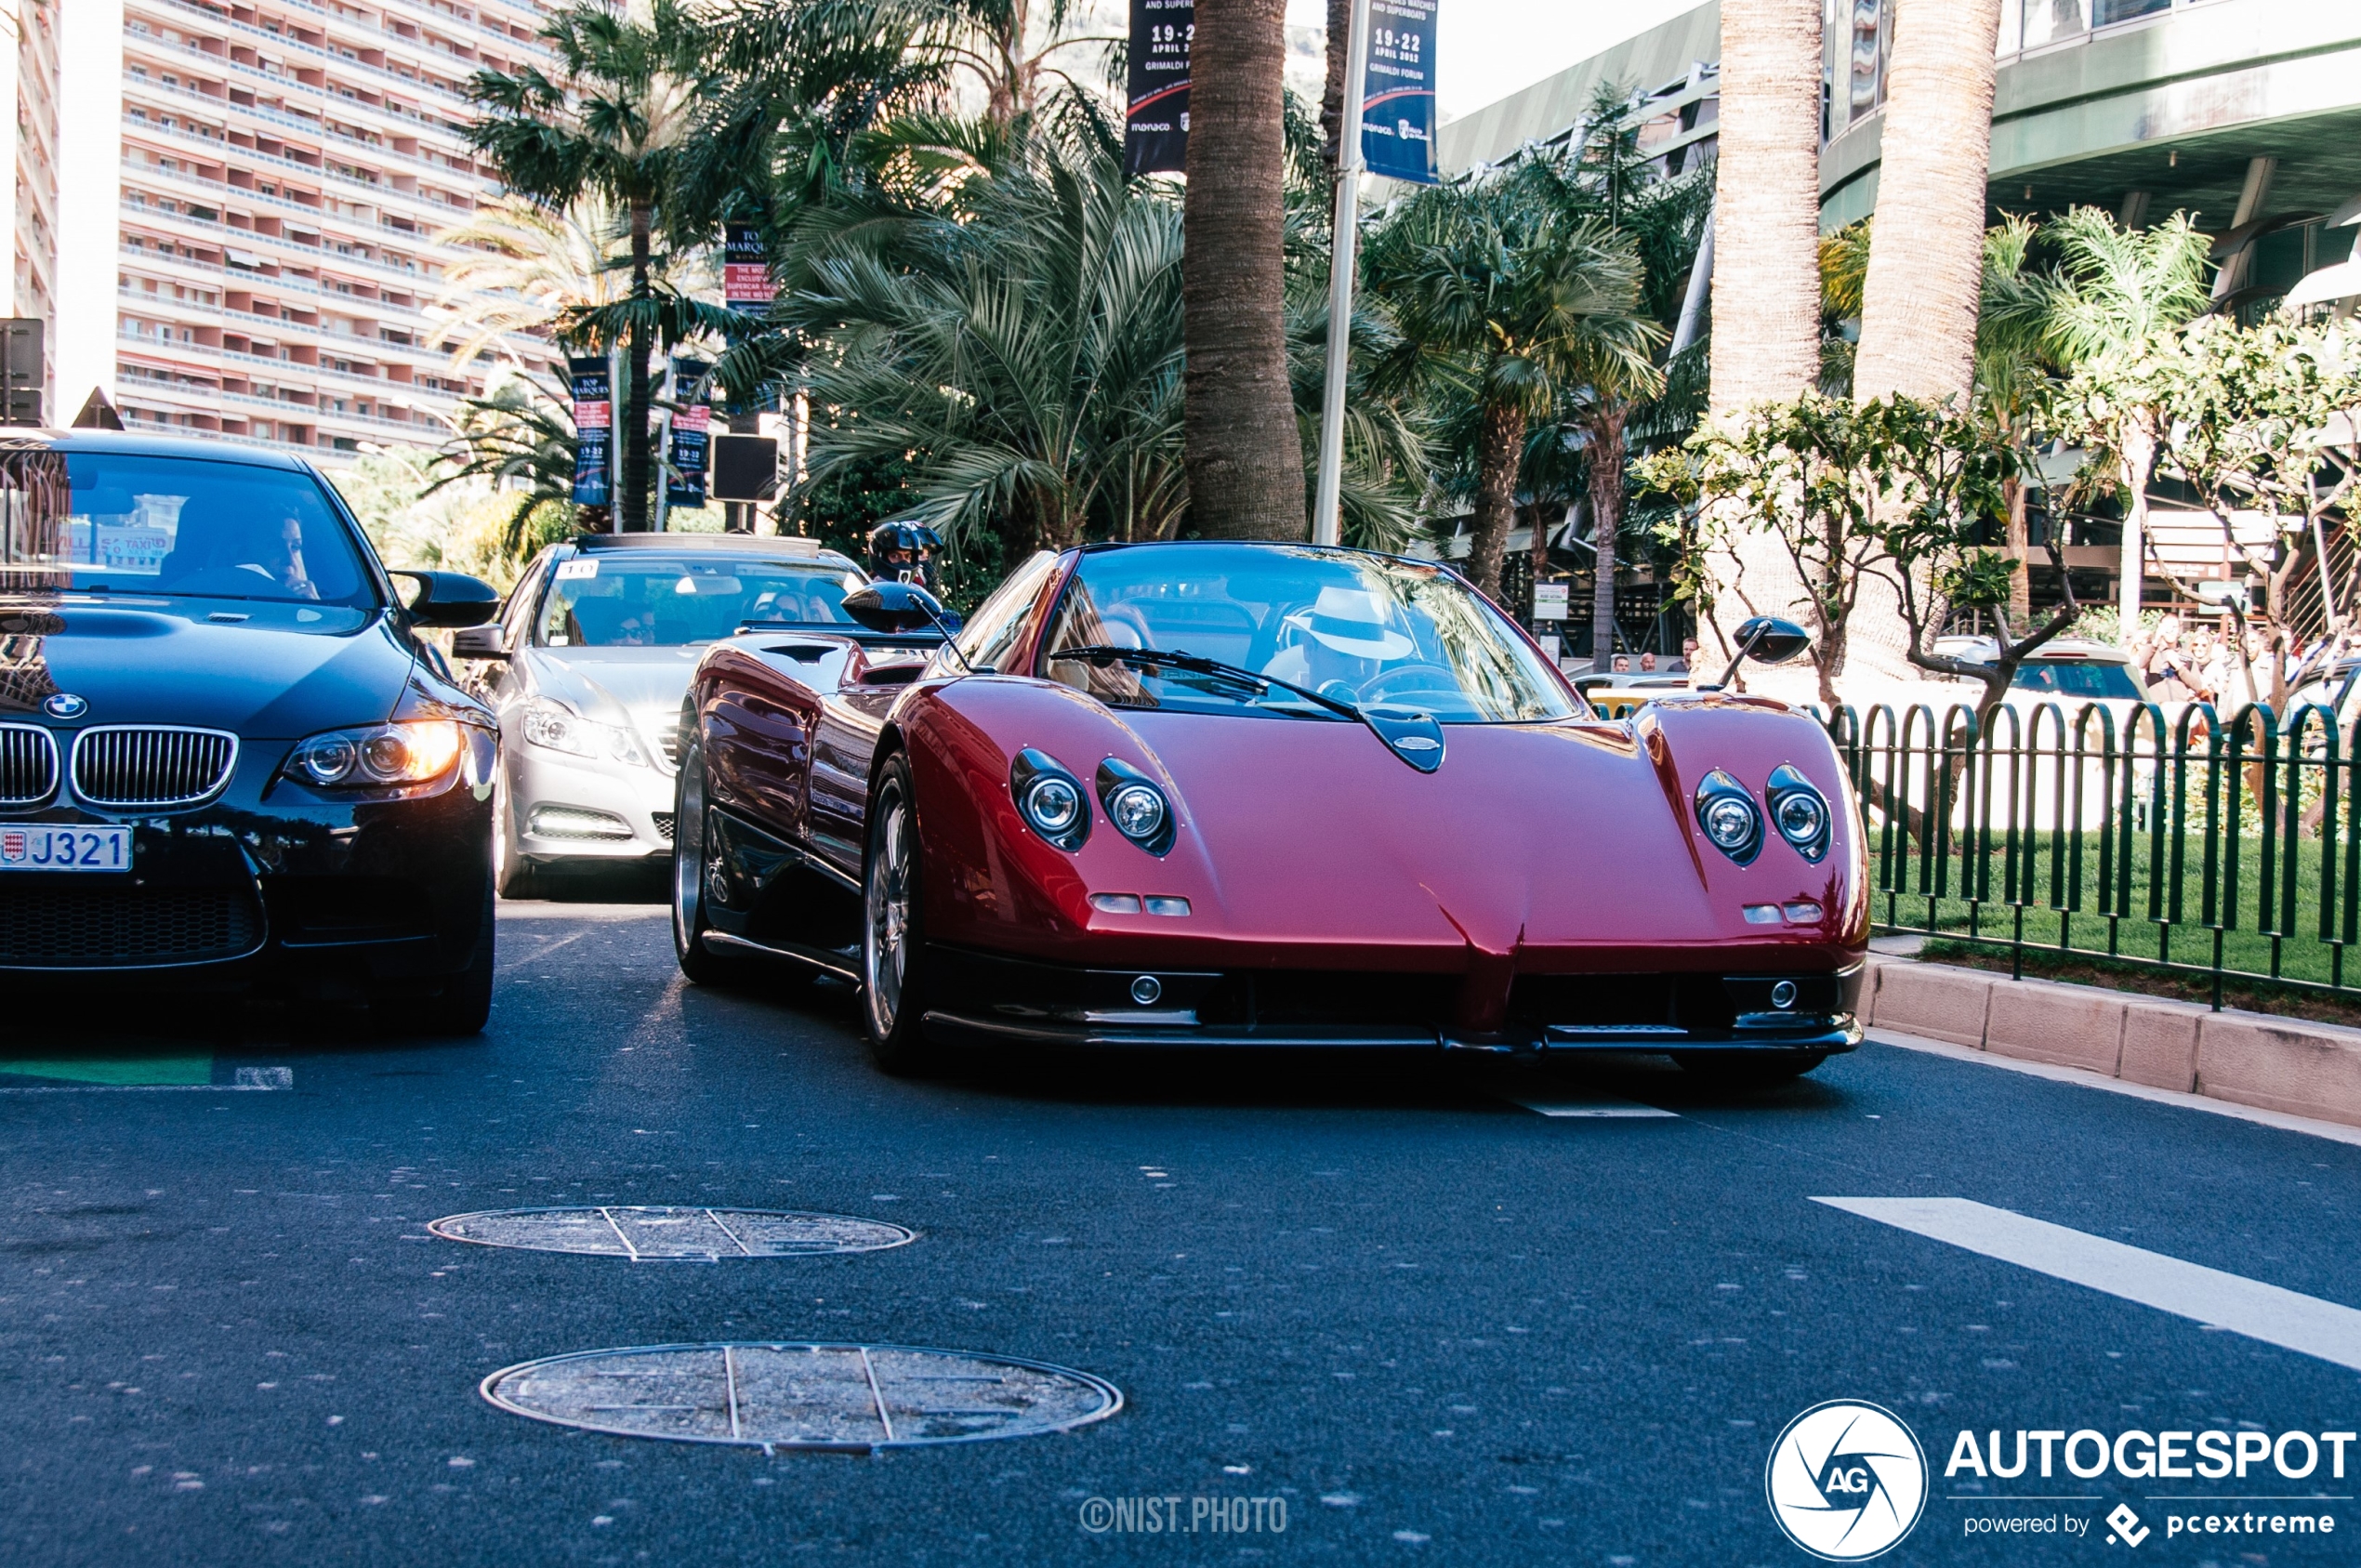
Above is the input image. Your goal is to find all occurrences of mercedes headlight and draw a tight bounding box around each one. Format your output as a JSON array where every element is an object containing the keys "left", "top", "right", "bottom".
[
  {"left": 1766, "top": 764, "right": 1832, "bottom": 863},
  {"left": 286, "top": 720, "right": 465, "bottom": 788},
  {"left": 521, "top": 698, "right": 650, "bottom": 768},
  {"left": 1095, "top": 758, "right": 1174, "bottom": 855},
  {"left": 1010, "top": 748, "right": 1089, "bottom": 850},
  {"left": 1694, "top": 770, "right": 1763, "bottom": 865}
]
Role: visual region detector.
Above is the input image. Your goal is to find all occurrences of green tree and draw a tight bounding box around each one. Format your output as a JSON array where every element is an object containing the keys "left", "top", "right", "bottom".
[
  {"left": 778, "top": 106, "right": 1189, "bottom": 568},
  {"left": 2044, "top": 207, "right": 2214, "bottom": 639},
  {"left": 1364, "top": 156, "right": 1662, "bottom": 602},
  {"left": 467, "top": 0, "right": 719, "bottom": 531}
]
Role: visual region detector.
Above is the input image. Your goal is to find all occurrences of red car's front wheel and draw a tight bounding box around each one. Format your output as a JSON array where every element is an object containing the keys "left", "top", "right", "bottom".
[{"left": 862, "top": 754, "right": 936, "bottom": 1074}]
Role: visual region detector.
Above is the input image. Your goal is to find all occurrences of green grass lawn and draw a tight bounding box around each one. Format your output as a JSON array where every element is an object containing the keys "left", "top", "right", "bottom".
[{"left": 1866, "top": 826, "right": 2361, "bottom": 990}]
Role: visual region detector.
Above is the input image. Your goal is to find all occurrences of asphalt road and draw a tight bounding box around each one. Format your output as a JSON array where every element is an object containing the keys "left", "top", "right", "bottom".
[{"left": 4, "top": 902, "right": 2358, "bottom": 1567}]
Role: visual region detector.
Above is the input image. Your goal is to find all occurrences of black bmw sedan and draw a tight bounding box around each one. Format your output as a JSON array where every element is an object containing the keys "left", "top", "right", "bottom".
[{"left": 0, "top": 430, "right": 503, "bottom": 1031}]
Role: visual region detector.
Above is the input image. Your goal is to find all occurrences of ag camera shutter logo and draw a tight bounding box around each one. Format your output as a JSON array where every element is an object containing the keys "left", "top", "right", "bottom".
[{"left": 1765, "top": 1400, "right": 1929, "bottom": 1561}]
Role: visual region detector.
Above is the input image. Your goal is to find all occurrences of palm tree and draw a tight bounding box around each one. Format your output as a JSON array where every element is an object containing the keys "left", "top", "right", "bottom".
[
  {"left": 779, "top": 108, "right": 1190, "bottom": 563},
  {"left": 1708, "top": 0, "right": 1824, "bottom": 419},
  {"left": 1852, "top": 0, "right": 2004, "bottom": 402},
  {"left": 1972, "top": 215, "right": 2057, "bottom": 626},
  {"left": 431, "top": 374, "right": 583, "bottom": 562},
  {"left": 1364, "top": 159, "right": 1663, "bottom": 604},
  {"left": 1183, "top": 0, "right": 1308, "bottom": 539},
  {"left": 429, "top": 196, "right": 659, "bottom": 371},
  {"left": 2044, "top": 208, "right": 2213, "bottom": 639},
  {"left": 467, "top": 0, "right": 714, "bottom": 531}
]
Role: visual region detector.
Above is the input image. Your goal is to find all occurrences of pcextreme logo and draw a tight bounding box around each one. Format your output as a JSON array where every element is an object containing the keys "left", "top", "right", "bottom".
[{"left": 1766, "top": 1400, "right": 1931, "bottom": 1561}]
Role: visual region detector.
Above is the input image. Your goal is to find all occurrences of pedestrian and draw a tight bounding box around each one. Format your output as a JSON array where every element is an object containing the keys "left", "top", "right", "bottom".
[
  {"left": 1612, "top": 654, "right": 1631, "bottom": 674},
  {"left": 2139, "top": 613, "right": 2196, "bottom": 701},
  {"left": 1679, "top": 638, "right": 1699, "bottom": 674},
  {"left": 1640, "top": 651, "right": 1658, "bottom": 673}
]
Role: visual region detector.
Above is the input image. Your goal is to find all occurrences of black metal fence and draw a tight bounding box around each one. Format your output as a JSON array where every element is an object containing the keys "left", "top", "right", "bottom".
[{"left": 1821, "top": 698, "right": 2361, "bottom": 1008}]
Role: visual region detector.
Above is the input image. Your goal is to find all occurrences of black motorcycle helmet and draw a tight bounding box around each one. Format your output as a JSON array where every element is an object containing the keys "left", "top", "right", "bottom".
[{"left": 866, "top": 520, "right": 943, "bottom": 585}]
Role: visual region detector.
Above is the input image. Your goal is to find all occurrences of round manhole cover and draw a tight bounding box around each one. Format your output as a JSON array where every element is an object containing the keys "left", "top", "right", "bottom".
[
  {"left": 428, "top": 1206, "right": 915, "bottom": 1260},
  {"left": 481, "top": 1343, "right": 1122, "bottom": 1451}
]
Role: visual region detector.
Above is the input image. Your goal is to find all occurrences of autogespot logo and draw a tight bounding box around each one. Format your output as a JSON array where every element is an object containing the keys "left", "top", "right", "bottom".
[{"left": 1766, "top": 1400, "right": 1930, "bottom": 1561}]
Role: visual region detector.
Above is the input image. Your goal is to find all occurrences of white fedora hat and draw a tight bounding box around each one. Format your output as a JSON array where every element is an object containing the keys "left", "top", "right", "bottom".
[{"left": 1287, "top": 586, "right": 1414, "bottom": 660}]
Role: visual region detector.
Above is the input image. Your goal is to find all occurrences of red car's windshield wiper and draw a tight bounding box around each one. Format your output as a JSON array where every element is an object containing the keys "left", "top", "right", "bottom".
[
  {"left": 1049, "top": 644, "right": 1358, "bottom": 719},
  {"left": 1047, "top": 644, "right": 1445, "bottom": 773}
]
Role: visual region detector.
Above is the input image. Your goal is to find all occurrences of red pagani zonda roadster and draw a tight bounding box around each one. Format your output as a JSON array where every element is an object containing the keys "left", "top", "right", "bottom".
[{"left": 669, "top": 540, "right": 1868, "bottom": 1079}]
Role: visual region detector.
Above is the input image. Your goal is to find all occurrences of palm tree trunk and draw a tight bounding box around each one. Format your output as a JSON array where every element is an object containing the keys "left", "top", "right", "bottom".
[
  {"left": 1852, "top": 0, "right": 2002, "bottom": 402},
  {"left": 622, "top": 199, "right": 653, "bottom": 533},
  {"left": 1320, "top": 0, "right": 1351, "bottom": 174},
  {"left": 1708, "top": 0, "right": 1823, "bottom": 418},
  {"left": 2117, "top": 419, "right": 2156, "bottom": 642},
  {"left": 1182, "top": 0, "right": 1308, "bottom": 540},
  {"left": 2004, "top": 475, "right": 2030, "bottom": 628},
  {"left": 1585, "top": 406, "right": 1629, "bottom": 671},
  {"left": 1465, "top": 400, "right": 1523, "bottom": 603}
]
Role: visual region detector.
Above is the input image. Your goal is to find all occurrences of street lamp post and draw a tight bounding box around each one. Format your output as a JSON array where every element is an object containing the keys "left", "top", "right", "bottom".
[{"left": 1311, "top": 0, "right": 1373, "bottom": 548}]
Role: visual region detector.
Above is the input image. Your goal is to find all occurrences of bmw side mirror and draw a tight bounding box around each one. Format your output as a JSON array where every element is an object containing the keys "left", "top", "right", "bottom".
[
  {"left": 449, "top": 625, "right": 508, "bottom": 660},
  {"left": 843, "top": 580, "right": 950, "bottom": 635},
  {"left": 390, "top": 569, "right": 501, "bottom": 628}
]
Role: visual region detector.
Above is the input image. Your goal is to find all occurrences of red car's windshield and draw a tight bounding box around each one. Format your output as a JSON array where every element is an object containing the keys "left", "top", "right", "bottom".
[{"left": 1039, "top": 544, "right": 1575, "bottom": 723}]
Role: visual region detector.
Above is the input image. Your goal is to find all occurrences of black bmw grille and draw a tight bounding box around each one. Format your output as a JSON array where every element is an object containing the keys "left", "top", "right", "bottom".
[
  {"left": 0, "top": 886, "right": 264, "bottom": 968},
  {"left": 652, "top": 811, "right": 676, "bottom": 843},
  {"left": 71, "top": 727, "right": 238, "bottom": 808},
  {"left": 0, "top": 724, "right": 58, "bottom": 805}
]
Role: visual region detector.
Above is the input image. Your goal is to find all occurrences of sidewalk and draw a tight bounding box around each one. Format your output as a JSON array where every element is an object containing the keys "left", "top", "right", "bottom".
[{"left": 1862, "top": 947, "right": 2361, "bottom": 1131}]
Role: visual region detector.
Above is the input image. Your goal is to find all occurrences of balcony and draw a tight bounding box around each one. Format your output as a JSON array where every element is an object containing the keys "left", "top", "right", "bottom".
[
  {"left": 137, "top": 0, "right": 495, "bottom": 113},
  {"left": 123, "top": 108, "right": 489, "bottom": 223},
  {"left": 125, "top": 36, "right": 477, "bottom": 156},
  {"left": 120, "top": 191, "right": 449, "bottom": 290},
  {"left": 128, "top": 75, "right": 485, "bottom": 185}
]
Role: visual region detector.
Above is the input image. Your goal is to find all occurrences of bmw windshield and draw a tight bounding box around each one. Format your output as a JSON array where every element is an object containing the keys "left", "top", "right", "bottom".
[
  {"left": 1040, "top": 543, "right": 1575, "bottom": 723},
  {"left": 0, "top": 449, "right": 377, "bottom": 606}
]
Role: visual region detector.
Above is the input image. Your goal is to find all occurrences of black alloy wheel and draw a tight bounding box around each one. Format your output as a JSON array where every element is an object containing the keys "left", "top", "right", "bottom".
[
  {"left": 861, "top": 753, "right": 936, "bottom": 1074},
  {"left": 670, "top": 729, "right": 754, "bottom": 987}
]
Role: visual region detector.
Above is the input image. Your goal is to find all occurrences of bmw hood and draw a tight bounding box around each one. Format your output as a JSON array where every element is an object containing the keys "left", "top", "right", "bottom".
[{"left": 0, "top": 598, "right": 415, "bottom": 736}]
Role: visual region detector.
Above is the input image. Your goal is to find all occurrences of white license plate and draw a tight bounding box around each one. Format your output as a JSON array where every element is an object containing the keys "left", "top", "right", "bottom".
[{"left": 0, "top": 824, "right": 133, "bottom": 873}]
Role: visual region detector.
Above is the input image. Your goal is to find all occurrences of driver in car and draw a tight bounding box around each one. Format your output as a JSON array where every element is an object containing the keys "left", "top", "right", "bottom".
[{"left": 1263, "top": 586, "right": 1416, "bottom": 702}]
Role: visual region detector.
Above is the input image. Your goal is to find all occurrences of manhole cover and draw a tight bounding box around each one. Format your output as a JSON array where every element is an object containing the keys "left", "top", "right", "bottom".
[
  {"left": 428, "top": 1206, "right": 915, "bottom": 1260},
  {"left": 481, "top": 1343, "right": 1122, "bottom": 1451}
]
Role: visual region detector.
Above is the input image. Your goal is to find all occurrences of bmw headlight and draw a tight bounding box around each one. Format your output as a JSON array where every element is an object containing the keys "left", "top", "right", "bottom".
[
  {"left": 1095, "top": 758, "right": 1175, "bottom": 855},
  {"left": 1766, "top": 764, "right": 1832, "bottom": 863},
  {"left": 1694, "top": 769, "right": 1763, "bottom": 865},
  {"left": 1010, "top": 748, "right": 1089, "bottom": 850},
  {"left": 521, "top": 698, "right": 650, "bottom": 768},
  {"left": 286, "top": 720, "right": 466, "bottom": 789}
]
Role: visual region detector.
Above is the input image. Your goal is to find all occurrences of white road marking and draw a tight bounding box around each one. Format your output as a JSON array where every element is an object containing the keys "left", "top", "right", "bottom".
[
  {"left": 1815, "top": 1196, "right": 2361, "bottom": 1374},
  {"left": 1506, "top": 1096, "right": 1678, "bottom": 1119}
]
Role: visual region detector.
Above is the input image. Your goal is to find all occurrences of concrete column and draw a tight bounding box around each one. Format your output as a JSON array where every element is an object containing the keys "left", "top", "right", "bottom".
[{"left": 55, "top": 0, "right": 125, "bottom": 420}]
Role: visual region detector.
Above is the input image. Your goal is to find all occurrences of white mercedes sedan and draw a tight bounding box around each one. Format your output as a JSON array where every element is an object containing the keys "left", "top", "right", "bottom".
[{"left": 452, "top": 533, "right": 867, "bottom": 897}]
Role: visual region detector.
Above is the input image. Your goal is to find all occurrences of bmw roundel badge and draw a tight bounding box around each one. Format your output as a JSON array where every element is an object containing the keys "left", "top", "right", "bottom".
[{"left": 41, "top": 692, "right": 87, "bottom": 720}]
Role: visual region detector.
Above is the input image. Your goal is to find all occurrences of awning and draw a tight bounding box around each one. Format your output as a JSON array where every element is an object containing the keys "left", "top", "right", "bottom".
[
  {"left": 226, "top": 249, "right": 262, "bottom": 267},
  {"left": 2287, "top": 258, "right": 2361, "bottom": 308},
  {"left": 2328, "top": 191, "right": 2361, "bottom": 228}
]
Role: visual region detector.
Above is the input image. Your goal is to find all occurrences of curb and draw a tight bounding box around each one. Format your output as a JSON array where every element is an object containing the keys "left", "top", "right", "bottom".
[{"left": 1863, "top": 956, "right": 2361, "bottom": 1131}]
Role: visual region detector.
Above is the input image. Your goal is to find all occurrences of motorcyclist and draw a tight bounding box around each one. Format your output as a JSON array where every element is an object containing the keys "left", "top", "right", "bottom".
[{"left": 866, "top": 521, "right": 942, "bottom": 589}]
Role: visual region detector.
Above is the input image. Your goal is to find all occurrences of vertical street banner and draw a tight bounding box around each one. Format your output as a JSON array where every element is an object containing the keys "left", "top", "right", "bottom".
[
  {"left": 568, "top": 355, "right": 612, "bottom": 508},
  {"left": 724, "top": 225, "right": 772, "bottom": 314},
  {"left": 1361, "top": 0, "right": 1438, "bottom": 185},
  {"left": 1123, "top": 0, "right": 1193, "bottom": 177},
  {"left": 666, "top": 357, "right": 712, "bottom": 509}
]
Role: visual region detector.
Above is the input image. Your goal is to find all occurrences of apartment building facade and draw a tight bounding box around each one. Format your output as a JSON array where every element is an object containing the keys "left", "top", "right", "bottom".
[{"left": 41, "top": 0, "right": 560, "bottom": 463}]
